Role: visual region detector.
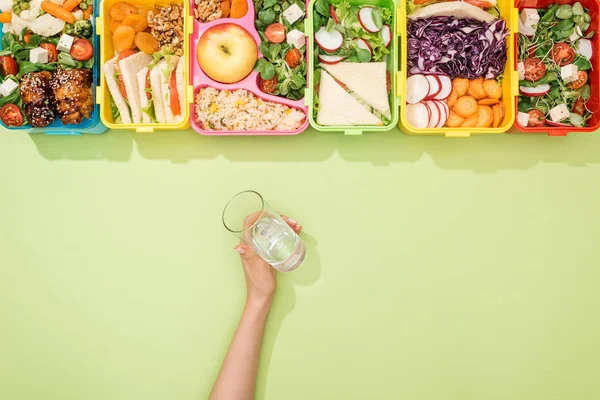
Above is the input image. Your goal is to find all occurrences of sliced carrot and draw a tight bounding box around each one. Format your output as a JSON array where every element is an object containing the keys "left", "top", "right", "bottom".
[
  {"left": 221, "top": 0, "right": 231, "bottom": 17},
  {"left": 445, "top": 111, "right": 465, "bottom": 127},
  {"left": 491, "top": 104, "right": 503, "bottom": 128},
  {"left": 82, "top": 5, "right": 93, "bottom": 20},
  {"left": 0, "top": 11, "right": 12, "bottom": 23},
  {"left": 62, "top": 0, "right": 82, "bottom": 12},
  {"left": 452, "top": 78, "right": 469, "bottom": 97},
  {"left": 482, "top": 79, "right": 502, "bottom": 99},
  {"left": 41, "top": 1, "right": 75, "bottom": 23},
  {"left": 477, "top": 98, "right": 500, "bottom": 105},
  {"left": 453, "top": 96, "right": 478, "bottom": 118},
  {"left": 447, "top": 88, "right": 458, "bottom": 108},
  {"left": 467, "top": 77, "right": 486, "bottom": 100},
  {"left": 475, "top": 105, "right": 493, "bottom": 127},
  {"left": 461, "top": 113, "right": 479, "bottom": 127}
]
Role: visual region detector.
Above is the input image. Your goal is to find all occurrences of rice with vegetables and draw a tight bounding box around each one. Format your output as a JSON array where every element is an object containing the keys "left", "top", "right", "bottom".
[{"left": 195, "top": 88, "right": 306, "bottom": 131}]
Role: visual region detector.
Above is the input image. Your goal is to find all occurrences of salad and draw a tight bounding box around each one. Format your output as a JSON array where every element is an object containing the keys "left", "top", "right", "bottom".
[
  {"left": 517, "top": 3, "right": 595, "bottom": 128},
  {"left": 312, "top": 0, "right": 393, "bottom": 126},
  {"left": 0, "top": 0, "right": 95, "bottom": 127},
  {"left": 253, "top": 0, "right": 307, "bottom": 101},
  {"left": 404, "top": 0, "right": 509, "bottom": 129}
]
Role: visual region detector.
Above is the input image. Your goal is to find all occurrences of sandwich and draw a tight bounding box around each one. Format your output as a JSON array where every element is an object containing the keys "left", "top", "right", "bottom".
[
  {"left": 317, "top": 70, "right": 383, "bottom": 126},
  {"left": 408, "top": 1, "right": 496, "bottom": 22},
  {"left": 321, "top": 62, "right": 391, "bottom": 119},
  {"left": 104, "top": 49, "right": 185, "bottom": 125}
]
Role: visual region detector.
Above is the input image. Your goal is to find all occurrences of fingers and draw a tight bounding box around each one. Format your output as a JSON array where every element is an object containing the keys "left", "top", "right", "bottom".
[
  {"left": 281, "top": 215, "right": 302, "bottom": 234},
  {"left": 242, "top": 211, "right": 262, "bottom": 230}
]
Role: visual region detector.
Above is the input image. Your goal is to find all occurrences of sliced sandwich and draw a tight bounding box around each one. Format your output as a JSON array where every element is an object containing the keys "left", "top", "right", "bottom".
[
  {"left": 103, "top": 57, "right": 132, "bottom": 124},
  {"left": 119, "top": 52, "right": 153, "bottom": 124},
  {"left": 408, "top": 1, "right": 496, "bottom": 22},
  {"left": 151, "top": 56, "right": 185, "bottom": 124},
  {"left": 317, "top": 71, "right": 382, "bottom": 126},
  {"left": 321, "top": 62, "right": 391, "bottom": 119}
]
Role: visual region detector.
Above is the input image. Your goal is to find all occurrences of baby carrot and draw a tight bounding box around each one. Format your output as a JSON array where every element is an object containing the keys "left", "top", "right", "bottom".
[
  {"left": 0, "top": 11, "right": 11, "bottom": 23},
  {"left": 41, "top": 1, "right": 75, "bottom": 23},
  {"left": 82, "top": 5, "right": 93, "bottom": 19},
  {"left": 62, "top": 0, "right": 82, "bottom": 12}
]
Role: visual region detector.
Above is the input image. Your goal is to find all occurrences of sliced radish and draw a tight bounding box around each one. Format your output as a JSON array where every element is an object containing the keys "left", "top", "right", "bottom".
[
  {"left": 425, "top": 101, "right": 441, "bottom": 128},
  {"left": 356, "top": 38, "right": 373, "bottom": 55},
  {"left": 520, "top": 84, "right": 550, "bottom": 96},
  {"left": 330, "top": 4, "right": 340, "bottom": 24},
  {"left": 318, "top": 54, "right": 346, "bottom": 65},
  {"left": 381, "top": 25, "right": 392, "bottom": 48},
  {"left": 406, "top": 74, "right": 430, "bottom": 104},
  {"left": 578, "top": 38, "right": 593, "bottom": 60},
  {"left": 358, "top": 7, "right": 381, "bottom": 33},
  {"left": 424, "top": 75, "right": 441, "bottom": 100},
  {"left": 518, "top": 17, "right": 535, "bottom": 37},
  {"left": 315, "top": 27, "right": 343, "bottom": 52},
  {"left": 406, "top": 103, "right": 430, "bottom": 129},
  {"left": 435, "top": 101, "right": 449, "bottom": 128},
  {"left": 434, "top": 75, "right": 452, "bottom": 100}
]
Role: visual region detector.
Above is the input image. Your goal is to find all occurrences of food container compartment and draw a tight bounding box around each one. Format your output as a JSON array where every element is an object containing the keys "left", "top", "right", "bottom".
[
  {"left": 307, "top": 0, "right": 400, "bottom": 135},
  {"left": 97, "top": 0, "right": 193, "bottom": 132},
  {"left": 513, "top": 0, "right": 600, "bottom": 136},
  {"left": 398, "top": 0, "right": 518, "bottom": 137},
  {"left": 0, "top": 0, "right": 106, "bottom": 135},
  {"left": 189, "top": 0, "right": 309, "bottom": 136}
]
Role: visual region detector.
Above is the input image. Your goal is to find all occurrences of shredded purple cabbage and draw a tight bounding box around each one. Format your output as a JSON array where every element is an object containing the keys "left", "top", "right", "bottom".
[{"left": 407, "top": 16, "right": 509, "bottom": 79}]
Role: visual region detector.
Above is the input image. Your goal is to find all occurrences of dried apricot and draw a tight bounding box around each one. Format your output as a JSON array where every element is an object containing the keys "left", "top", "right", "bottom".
[
  {"left": 122, "top": 14, "right": 148, "bottom": 32},
  {"left": 134, "top": 32, "right": 159, "bottom": 54},
  {"left": 110, "top": 2, "right": 135, "bottom": 21},
  {"left": 221, "top": 0, "right": 230, "bottom": 18},
  {"left": 113, "top": 25, "right": 135, "bottom": 52},
  {"left": 135, "top": 5, "right": 156, "bottom": 16},
  {"left": 230, "top": 0, "right": 248, "bottom": 18},
  {"left": 110, "top": 18, "right": 122, "bottom": 33}
]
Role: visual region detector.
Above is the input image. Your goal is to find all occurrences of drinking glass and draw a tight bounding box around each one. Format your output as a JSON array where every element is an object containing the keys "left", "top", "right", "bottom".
[{"left": 222, "top": 190, "right": 306, "bottom": 272}]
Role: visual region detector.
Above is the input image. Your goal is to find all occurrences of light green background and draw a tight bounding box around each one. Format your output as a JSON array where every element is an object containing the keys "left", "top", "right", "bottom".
[{"left": 1, "top": 128, "right": 599, "bottom": 400}]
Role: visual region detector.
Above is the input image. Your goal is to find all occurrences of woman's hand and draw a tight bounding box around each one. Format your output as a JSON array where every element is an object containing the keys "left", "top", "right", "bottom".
[{"left": 234, "top": 215, "right": 302, "bottom": 304}]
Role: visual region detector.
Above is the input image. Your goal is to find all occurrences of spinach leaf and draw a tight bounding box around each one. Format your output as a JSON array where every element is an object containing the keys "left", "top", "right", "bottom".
[
  {"left": 258, "top": 8, "right": 276, "bottom": 25},
  {"left": 356, "top": 48, "right": 371, "bottom": 62},
  {"left": 577, "top": 84, "right": 591, "bottom": 100},
  {"left": 574, "top": 56, "right": 591, "bottom": 70},
  {"left": 254, "top": 58, "right": 276, "bottom": 80},
  {"left": 326, "top": 18, "right": 336, "bottom": 32},
  {"left": 372, "top": 8, "right": 383, "bottom": 29},
  {"left": 263, "top": 0, "right": 278, "bottom": 8},
  {"left": 314, "top": 0, "right": 329, "bottom": 17}
]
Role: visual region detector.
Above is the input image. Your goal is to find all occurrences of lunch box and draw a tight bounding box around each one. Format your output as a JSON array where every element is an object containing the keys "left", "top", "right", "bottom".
[
  {"left": 513, "top": 0, "right": 600, "bottom": 136},
  {"left": 189, "top": 0, "right": 310, "bottom": 136},
  {"left": 0, "top": 0, "right": 107, "bottom": 135},
  {"left": 97, "top": 0, "right": 193, "bottom": 132},
  {"left": 306, "top": 0, "right": 400, "bottom": 135}
]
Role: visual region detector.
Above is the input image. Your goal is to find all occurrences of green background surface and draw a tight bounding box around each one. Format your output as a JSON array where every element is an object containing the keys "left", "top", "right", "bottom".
[{"left": 1, "top": 128, "right": 600, "bottom": 400}]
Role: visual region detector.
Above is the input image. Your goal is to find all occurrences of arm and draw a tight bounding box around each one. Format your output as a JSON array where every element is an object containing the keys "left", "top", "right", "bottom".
[{"left": 210, "top": 216, "right": 301, "bottom": 400}]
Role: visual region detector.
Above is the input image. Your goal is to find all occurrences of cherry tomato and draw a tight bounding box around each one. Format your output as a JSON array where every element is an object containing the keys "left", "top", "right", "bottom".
[
  {"left": 116, "top": 49, "right": 136, "bottom": 99},
  {"left": 169, "top": 69, "right": 181, "bottom": 116},
  {"left": 40, "top": 43, "right": 58, "bottom": 63},
  {"left": 0, "top": 104, "right": 24, "bottom": 126},
  {"left": 265, "top": 23, "right": 286, "bottom": 44},
  {"left": 70, "top": 38, "right": 93, "bottom": 61},
  {"left": 258, "top": 75, "right": 278, "bottom": 93},
  {"left": 524, "top": 57, "right": 546, "bottom": 81},
  {"left": 285, "top": 48, "right": 302, "bottom": 68},
  {"left": 23, "top": 32, "right": 32, "bottom": 44},
  {"left": 0, "top": 56, "right": 18, "bottom": 76},
  {"left": 145, "top": 69, "right": 152, "bottom": 100},
  {"left": 567, "top": 71, "right": 588, "bottom": 89},
  {"left": 527, "top": 109, "right": 546, "bottom": 127},
  {"left": 552, "top": 43, "right": 575, "bottom": 66},
  {"left": 572, "top": 97, "right": 586, "bottom": 116}
]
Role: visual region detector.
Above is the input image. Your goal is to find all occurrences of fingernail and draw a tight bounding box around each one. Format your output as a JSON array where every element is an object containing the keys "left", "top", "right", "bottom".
[
  {"left": 287, "top": 217, "right": 298, "bottom": 225},
  {"left": 234, "top": 246, "right": 246, "bottom": 255}
]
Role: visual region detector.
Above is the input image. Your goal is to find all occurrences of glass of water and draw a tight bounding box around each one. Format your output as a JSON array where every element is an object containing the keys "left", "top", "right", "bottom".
[{"left": 222, "top": 190, "right": 306, "bottom": 272}]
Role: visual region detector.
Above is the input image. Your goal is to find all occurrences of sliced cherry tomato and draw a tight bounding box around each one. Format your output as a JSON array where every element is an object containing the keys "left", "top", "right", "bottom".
[
  {"left": 572, "top": 97, "right": 585, "bottom": 116},
  {"left": 285, "top": 48, "right": 302, "bottom": 68},
  {"left": 0, "top": 104, "right": 24, "bottom": 126},
  {"left": 265, "top": 23, "right": 286, "bottom": 44},
  {"left": 464, "top": 0, "right": 495, "bottom": 7},
  {"left": 70, "top": 38, "right": 93, "bottom": 61},
  {"left": 0, "top": 56, "right": 18, "bottom": 76},
  {"left": 524, "top": 57, "right": 546, "bottom": 81},
  {"left": 258, "top": 75, "right": 278, "bottom": 93},
  {"left": 527, "top": 109, "right": 546, "bottom": 127},
  {"left": 552, "top": 43, "right": 575, "bottom": 66},
  {"left": 40, "top": 43, "right": 58, "bottom": 63},
  {"left": 567, "top": 71, "right": 588, "bottom": 89},
  {"left": 116, "top": 49, "right": 136, "bottom": 100},
  {"left": 145, "top": 69, "right": 152, "bottom": 100},
  {"left": 169, "top": 69, "right": 181, "bottom": 116},
  {"left": 23, "top": 32, "right": 32, "bottom": 44}
]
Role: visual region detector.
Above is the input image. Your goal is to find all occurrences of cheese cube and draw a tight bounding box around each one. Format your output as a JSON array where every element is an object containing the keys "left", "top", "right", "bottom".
[
  {"left": 283, "top": 3, "right": 304, "bottom": 25},
  {"left": 0, "top": 79, "right": 19, "bottom": 96},
  {"left": 560, "top": 64, "right": 578, "bottom": 83},
  {"left": 549, "top": 104, "right": 570, "bottom": 122},
  {"left": 287, "top": 29, "right": 305, "bottom": 49},
  {"left": 30, "top": 47, "right": 49, "bottom": 64},
  {"left": 517, "top": 111, "right": 530, "bottom": 127},
  {"left": 57, "top": 34, "right": 74, "bottom": 53},
  {"left": 518, "top": 61, "right": 525, "bottom": 80},
  {"left": 521, "top": 9, "right": 540, "bottom": 28}
]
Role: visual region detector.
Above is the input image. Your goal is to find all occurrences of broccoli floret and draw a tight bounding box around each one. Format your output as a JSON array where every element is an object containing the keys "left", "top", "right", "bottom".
[
  {"left": 64, "top": 23, "right": 75, "bottom": 36},
  {"left": 74, "top": 20, "right": 93, "bottom": 38}
]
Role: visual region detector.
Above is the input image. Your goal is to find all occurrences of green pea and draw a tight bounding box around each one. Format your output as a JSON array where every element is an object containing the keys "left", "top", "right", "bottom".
[
  {"left": 20, "top": 2, "right": 30, "bottom": 9},
  {"left": 79, "top": 2, "right": 88, "bottom": 9},
  {"left": 40, "top": 10, "right": 46, "bottom": 15},
  {"left": 555, "top": 4, "right": 573, "bottom": 19},
  {"left": 12, "top": 5, "right": 21, "bottom": 13}
]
